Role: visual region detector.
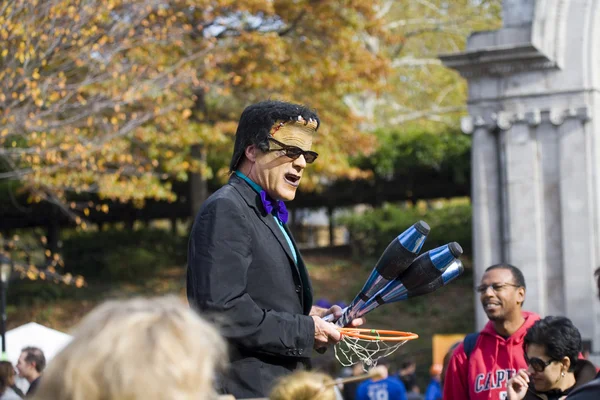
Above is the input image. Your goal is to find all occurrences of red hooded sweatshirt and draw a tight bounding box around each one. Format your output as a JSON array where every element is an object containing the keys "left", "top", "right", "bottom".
[{"left": 443, "top": 311, "right": 540, "bottom": 400}]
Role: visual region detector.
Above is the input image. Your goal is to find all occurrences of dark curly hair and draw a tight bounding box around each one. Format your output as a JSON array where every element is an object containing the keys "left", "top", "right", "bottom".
[
  {"left": 524, "top": 316, "right": 581, "bottom": 371},
  {"left": 229, "top": 100, "right": 320, "bottom": 171}
]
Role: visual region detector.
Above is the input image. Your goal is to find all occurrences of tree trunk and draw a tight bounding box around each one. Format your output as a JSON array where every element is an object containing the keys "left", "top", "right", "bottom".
[
  {"left": 125, "top": 217, "right": 135, "bottom": 231},
  {"left": 327, "top": 206, "right": 335, "bottom": 246},
  {"left": 190, "top": 143, "right": 208, "bottom": 218},
  {"left": 170, "top": 217, "right": 178, "bottom": 236}
]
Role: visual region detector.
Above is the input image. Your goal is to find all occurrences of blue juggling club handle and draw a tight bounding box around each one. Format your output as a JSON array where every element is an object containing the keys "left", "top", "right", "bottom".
[
  {"left": 354, "top": 244, "right": 463, "bottom": 317},
  {"left": 335, "top": 221, "right": 430, "bottom": 327}
]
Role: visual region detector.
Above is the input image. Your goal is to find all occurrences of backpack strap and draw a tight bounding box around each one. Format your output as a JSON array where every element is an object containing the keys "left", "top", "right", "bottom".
[{"left": 463, "top": 332, "right": 480, "bottom": 359}]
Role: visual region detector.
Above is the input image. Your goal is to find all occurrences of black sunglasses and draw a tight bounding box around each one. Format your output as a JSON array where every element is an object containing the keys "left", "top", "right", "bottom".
[
  {"left": 267, "top": 137, "right": 318, "bottom": 164},
  {"left": 525, "top": 355, "right": 556, "bottom": 373}
]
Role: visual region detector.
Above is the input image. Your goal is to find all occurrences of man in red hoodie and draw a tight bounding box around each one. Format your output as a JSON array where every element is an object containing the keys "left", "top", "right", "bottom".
[{"left": 443, "top": 263, "right": 540, "bottom": 399}]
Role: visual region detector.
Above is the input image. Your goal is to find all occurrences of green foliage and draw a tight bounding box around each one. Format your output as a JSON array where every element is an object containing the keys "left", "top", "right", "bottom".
[
  {"left": 355, "top": 128, "right": 471, "bottom": 185},
  {"left": 339, "top": 200, "right": 472, "bottom": 263},
  {"left": 61, "top": 228, "right": 186, "bottom": 281},
  {"left": 103, "top": 247, "right": 164, "bottom": 282},
  {"left": 10, "top": 280, "right": 77, "bottom": 306}
]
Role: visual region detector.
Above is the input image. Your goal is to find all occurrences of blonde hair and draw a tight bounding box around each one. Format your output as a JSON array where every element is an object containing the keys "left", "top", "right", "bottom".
[
  {"left": 270, "top": 371, "right": 336, "bottom": 400},
  {"left": 32, "top": 295, "right": 226, "bottom": 400}
]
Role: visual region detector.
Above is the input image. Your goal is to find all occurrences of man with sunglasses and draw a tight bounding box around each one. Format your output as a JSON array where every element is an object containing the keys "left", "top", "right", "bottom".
[
  {"left": 187, "top": 100, "right": 363, "bottom": 399},
  {"left": 443, "top": 264, "right": 540, "bottom": 399}
]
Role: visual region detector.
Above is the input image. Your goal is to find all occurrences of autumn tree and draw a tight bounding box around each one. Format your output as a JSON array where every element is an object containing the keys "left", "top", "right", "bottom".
[
  {"left": 0, "top": 0, "right": 398, "bottom": 278},
  {"left": 1, "top": 0, "right": 502, "bottom": 208},
  {"left": 0, "top": 0, "right": 402, "bottom": 210},
  {"left": 0, "top": 0, "right": 201, "bottom": 281},
  {"left": 0, "top": 1, "right": 501, "bottom": 278}
]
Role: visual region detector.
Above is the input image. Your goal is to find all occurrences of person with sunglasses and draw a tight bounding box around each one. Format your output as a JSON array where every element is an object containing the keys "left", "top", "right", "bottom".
[
  {"left": 187, "top": 100, "right": 363, "bottom": 399},
  {"left": 506, "top": 316, "right": 596, "bottom": 400},
  {"left": 564, "top": 267, "right": 600, "bottom": 400},
  {"left": 443, "top": 264, "right": 540, "bottom": 399}
]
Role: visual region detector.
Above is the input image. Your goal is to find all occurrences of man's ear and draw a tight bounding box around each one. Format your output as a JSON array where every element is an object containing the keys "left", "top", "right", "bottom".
[
  {"left": 516, "top": 287, "right": 525, "bottom": 305},
  {"left": 244, "top": 144, "right": 257, "bottom": 162},
  {"left": 561, "top": 356, "right": 571, "bottom": 371}
]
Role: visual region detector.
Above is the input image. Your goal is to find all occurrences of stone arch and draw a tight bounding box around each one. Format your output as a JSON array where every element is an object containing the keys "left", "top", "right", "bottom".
[
  {"left": 531, "top": 0, "right": 568, "bottom": 69},
  {"left": 584, "top": 0, "right": 600, "bottom": 88}
]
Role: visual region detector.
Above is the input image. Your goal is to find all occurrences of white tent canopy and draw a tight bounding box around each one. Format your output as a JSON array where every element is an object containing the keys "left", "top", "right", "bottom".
[
  {"left": 5, "top": 322, "right": 72, "bottom": 366},
  {"left": 5, "top": 322, "right": 72, "bottom": 394}
]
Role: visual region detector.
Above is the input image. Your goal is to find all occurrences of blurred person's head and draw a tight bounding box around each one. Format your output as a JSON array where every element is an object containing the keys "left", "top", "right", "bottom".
[
  {"left": 429, "top": 363, "right": 442, "bottom": 382},
  {"left": 369, "top": 358, "right": 391, "bottom": 380},
  {"left": 523, "top": 316, "right": 581, "bottom": 393},
  {"left": 400, "top": 359, "right": 416, "bottom": 375},
  {"left": 231, "top": 100, "right": 320, "bottom": 201},
  {"left": 582, "top": 340, "right": 592, "bottom": 360},
  {"left": 31, "top": 295, "right": 226, "bottom": 400},
  {"left": 16, "top": 346, "right": 45, "bottom": 382},
  {"left": 0, "top": 361, "right": 16, "bottom": 394},
  {"left": 352, "top": 362, "right": 364, "bottom": 376},
  {"left": 270, "top": 371, "right": 336, "bottom": 400},
  {"left": 477, "top": 264, "right": 526, "bottom": 323}
]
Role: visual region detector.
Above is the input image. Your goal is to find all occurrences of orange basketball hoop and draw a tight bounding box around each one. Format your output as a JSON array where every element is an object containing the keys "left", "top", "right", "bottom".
[
  {"left": 338, "top": 328, "right": 419, "bottom": 342},
  {"left": 334, "top": 327, "right": 419, "bottom": 369}
]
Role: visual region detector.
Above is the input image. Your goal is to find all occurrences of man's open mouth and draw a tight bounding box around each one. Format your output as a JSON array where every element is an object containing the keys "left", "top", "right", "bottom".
[
  {"left": 284, "top": 173, "right": 300, "bottom": 187},
  {"left": 484, "top": 303, "right": 500, "bottom": 311}
]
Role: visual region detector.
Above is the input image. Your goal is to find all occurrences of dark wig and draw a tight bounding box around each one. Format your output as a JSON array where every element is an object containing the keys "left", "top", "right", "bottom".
[
  {"left": 229, "top": 100, "right": 320, "bottom": 172},
  {"left": 524, "top": 316, "right": 582, "bottom": 371}
]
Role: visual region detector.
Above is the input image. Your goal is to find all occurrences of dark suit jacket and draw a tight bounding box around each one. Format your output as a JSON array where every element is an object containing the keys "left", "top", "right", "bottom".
[
  {"left": 187, "top": 175, "right": 315, "bottom": 399},
  {"left": 26, "top": 377, "right": 40, "bottom": 398}
]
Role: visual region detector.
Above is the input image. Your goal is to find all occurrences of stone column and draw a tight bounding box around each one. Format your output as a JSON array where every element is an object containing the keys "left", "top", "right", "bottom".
[
  {"left": 467, "top": 118, "right": 504, "bottom": 326},
  {"left": 557, "top": 108, "right": 597, "bottom": 340},
  {"left": 538, "top": 110, "right": 565, "bottom": 317},
  {"left": 502, "top": 115, "right": 547, "bottom": 317}
]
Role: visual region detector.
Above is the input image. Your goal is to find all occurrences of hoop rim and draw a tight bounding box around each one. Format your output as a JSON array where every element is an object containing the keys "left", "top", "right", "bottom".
[{"left": 337, "top": 327, "right": 419, "bottom": 342}]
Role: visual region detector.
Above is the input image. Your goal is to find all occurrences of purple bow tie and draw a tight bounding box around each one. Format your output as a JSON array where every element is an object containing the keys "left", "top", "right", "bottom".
[{"left": 260, "top": 191, "right": 289, "bottom": 224}]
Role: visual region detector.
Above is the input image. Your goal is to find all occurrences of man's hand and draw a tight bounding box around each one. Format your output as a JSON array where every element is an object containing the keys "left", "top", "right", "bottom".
[
  {"left": 506, "top": 369, "right": 529, "bottom": 400},
  {"left": 312, "top": 316, "right": 342, "bottom": 348},
  {"left": 310, "top": 305, "right": 366, "bottom": 327},
  {"left": 310, "top": 305, "right": 343, "bottom": 319}
]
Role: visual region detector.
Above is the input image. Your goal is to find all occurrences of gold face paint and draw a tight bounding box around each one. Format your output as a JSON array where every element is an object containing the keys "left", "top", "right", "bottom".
[
  {"left": 271, "top": 126, "right": 314, "bottom": 152},
  {"left": 248, "top": 118, "right": 318, "bottom": 201},
  {"left": 271, "top": 117, "right": 318, "bottom": 149}
]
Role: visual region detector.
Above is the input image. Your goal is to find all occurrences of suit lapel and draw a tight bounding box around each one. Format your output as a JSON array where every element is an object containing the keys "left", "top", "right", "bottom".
[
  {"left": 229, "top": 175, "right": 297, "bottom": 266},
  {"left": 262, "top": 213, "right": 298, "bottom": 266},
  {"left": 229, "top": 175, "right": 313, "bottom": 314},
  {"left": 283, "top": 224, "right": 313, "bottom": 315}
]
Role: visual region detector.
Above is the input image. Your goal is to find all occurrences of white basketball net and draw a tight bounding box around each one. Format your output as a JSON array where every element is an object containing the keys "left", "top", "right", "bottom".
[{"left": 334, "top": 335, "right": 408, "bottom": 370}]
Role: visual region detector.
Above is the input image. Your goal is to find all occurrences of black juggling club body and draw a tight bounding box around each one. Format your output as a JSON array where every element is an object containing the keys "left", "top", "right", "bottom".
[{"left": 334, "top": 221, "right": 430, "bottom": 327}]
